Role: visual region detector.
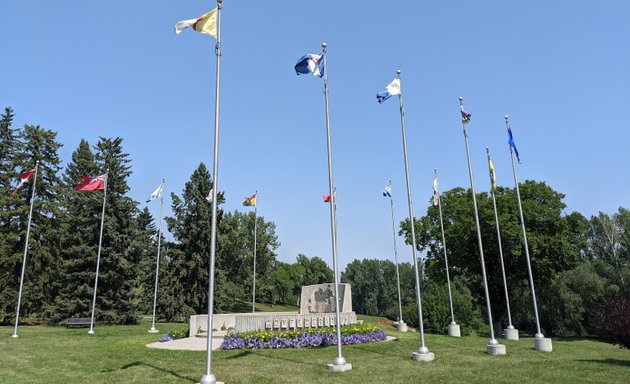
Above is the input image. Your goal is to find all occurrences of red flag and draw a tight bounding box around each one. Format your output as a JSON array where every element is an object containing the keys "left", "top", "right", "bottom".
[
  {"left": 12, "top": 169, "right": 36, "bottom": 195},
  {"left": 74, "top": 175, "right": 107, "bottom": 191},
  {"left": 323, "top": 193, "right": 331, "bottom": 202}
]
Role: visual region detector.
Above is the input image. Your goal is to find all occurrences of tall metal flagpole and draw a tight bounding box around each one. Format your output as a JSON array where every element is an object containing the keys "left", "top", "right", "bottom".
[
  {"left": 505, "top": 115, "right": 552, "bottom": 352},
  {"left": 12, "top": 161, "right": 39, "bottom": 338},
  {"left": 321, "top": 43, "right": 351, "bottom": 372},
  {"left": 434, "top": 169, "right": 460, "bottom": 337},
  {"left": 201, "top": 1, "right": 223, "bottom": 383},
  {"left": 88, "top": 170, "right": 108, "bottom": 335},
  {"left": 458, "top": 97, "right": 505, "bottom": 355},
  {"left": 252, "top": 190, "right": 258, "bottom": 314},
  {"left": 386, "top": 180, "right": 406, "bottom": 332},
  {"left": 149, "top": 177, "right": 165, "bottom": 334},
  {"left": 396, "top": 70, "right": 433, "bottom": 361},
  {"left": 486, "top": 147, "right": 518, "bottom": 340}
]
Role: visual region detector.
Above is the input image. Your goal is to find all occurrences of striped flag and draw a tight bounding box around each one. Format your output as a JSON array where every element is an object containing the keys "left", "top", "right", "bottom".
[{"left": 12, "top": 169, "right": 36, "bottom": 195}]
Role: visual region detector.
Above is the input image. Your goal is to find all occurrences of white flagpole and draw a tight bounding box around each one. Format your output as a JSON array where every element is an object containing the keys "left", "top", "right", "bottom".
[
  {"left": 148, "top": 177, "right": 165, "bottom": 334},
  {"left": 486, "top": 147, "right": 518, "bottom": 340},
  {"left": 88, "top": 170, "right": 108, "bottom": 335},
  {"left": 252, "top": 190, "right": 258, "bottom": 314},
  {"left": 320, "top": 43, "right": 351, "bottom": 372},
  {"left": 505, "top": 115, "right": 552, "bottom": 352},
  {"left": 395, "top": 70, "right": 433, "bottom": 362},
  {"left": 386, "top": 180, "right": 406, "bottom": 332},
  {"left": 434, "top": 168, "right": 459, "bottom": 337},
  {"left": 12, "top": 161, "right": 39, "bottom": 338},
  {"left": 201, "top": 1, "right": 222, "bottom": 383},
  {"left": 459, "top": 97, "right": 505, "bottom": 355}
]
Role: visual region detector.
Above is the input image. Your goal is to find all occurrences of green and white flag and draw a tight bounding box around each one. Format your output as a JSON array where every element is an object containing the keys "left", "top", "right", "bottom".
[{"left": 147, "top": 182, "right": 164, "bottom": 203}]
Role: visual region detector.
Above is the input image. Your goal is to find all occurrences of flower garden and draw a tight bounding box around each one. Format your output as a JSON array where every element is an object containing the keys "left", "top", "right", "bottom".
[{"left": 221, "top": 323, "right": 387, "bottom": 350}]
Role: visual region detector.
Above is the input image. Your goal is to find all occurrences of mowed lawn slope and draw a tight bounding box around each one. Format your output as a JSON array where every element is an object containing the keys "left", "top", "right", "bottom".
[{"left": 1, "top": 318, "right": 629, "bottom": 384}]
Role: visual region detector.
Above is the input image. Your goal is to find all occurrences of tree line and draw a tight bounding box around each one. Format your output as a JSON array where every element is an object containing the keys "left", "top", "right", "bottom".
[
  {"left": 0, "top": 107, "right": 332, "bottom": 325},
  {"left": 2, "top": 107, "right": 629, "bottom": 345},
  {"left": 342, "top": 182, "right": 630, "bottom": 342}
]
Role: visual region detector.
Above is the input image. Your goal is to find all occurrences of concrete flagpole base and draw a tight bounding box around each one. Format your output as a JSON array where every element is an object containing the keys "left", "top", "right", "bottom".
[
  {"left": 199, "top": 373, "right": 223, "bottom": 384},
  {"left": 327, "top": 363, "right": 353, "bottom": 372},
  {"left": 503, "top": 327, "right": 519, "bottom": 340},
  {"left": 534, "top": 337, "right": 553, "bottom": 352},
  {"left": 148, "top": 327, "right": 159, "bottom": 334},
  {"left": 397, "top": 321, "right": 409, "bottom": 333},
  {"left": 486, "top": 343, "right": 507, "bottom": 356},
  {"left": 411, "top": 351, "right": 435, "bottom": 362},
  {"left": 448, "top": 323, "right": 461, "bottom": 337}
]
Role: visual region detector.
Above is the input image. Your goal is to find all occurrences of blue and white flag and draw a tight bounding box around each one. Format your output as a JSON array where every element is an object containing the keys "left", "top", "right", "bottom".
[
  {"left": 376, "top": 78, "right": 401, "bottom": 104},
  {"left": 294, "top": 53, "right": 325, "bottom": 77},
  {"left": 507, "top": 126, "right": 521, "bottom": 163},
  {"left": 383, "top": 184, "right": 392, "bottom": 197},
  {"left": 146, "top": 182, "right": 164, "bottom": 203}
]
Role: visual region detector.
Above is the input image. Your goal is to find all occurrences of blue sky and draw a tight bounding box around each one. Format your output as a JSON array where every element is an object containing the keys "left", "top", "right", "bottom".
[{"left": 2, "top": 1, "right": 629, "bottom": 270}]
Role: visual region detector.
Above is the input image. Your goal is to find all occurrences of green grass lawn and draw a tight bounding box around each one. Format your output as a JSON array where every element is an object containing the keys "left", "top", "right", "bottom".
[{"left": 1, "top": 317, "right": 629, "bottom": 384}]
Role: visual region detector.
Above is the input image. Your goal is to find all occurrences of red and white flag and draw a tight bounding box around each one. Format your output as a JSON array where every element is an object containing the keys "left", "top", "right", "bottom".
[
  {"left": 74, "top": 174, "right": 107, "bottom": 191},
  {"left": 12, "top": 169, "right": 36, "bottom": 195}
]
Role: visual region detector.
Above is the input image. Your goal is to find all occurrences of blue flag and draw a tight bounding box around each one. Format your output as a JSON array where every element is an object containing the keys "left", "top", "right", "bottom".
[
  {"left": 508, "top": 126, "right": 521, "bottom": 163},
  {"left": 376, "top": 78, "right": 401, "bottom": 104},
  {"left": 294, "top": 53, "right": 325, "bottom": 77}
]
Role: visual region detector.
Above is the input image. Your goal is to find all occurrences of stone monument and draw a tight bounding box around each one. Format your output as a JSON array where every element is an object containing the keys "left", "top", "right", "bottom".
[{"left": 189, "top": 283, "right": 357, "bottom": 336}]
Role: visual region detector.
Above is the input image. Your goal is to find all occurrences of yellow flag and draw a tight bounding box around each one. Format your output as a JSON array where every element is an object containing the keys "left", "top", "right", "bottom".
[
  {"left": 175, "top": 8, "right": 217, "bottom": 38},
  {"left": 488, "top": 158, "right": 497, "bottom": 191}
]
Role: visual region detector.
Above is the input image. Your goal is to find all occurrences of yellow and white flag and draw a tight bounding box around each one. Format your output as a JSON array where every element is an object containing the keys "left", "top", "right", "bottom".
[{"left": 175, "top": 8, "right": 217, "bottom": 38}]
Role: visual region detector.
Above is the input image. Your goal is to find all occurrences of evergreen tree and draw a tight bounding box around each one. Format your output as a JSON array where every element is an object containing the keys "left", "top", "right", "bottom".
[
  {"left": 51, "top": 137, "right": 140, "bottom": 324},
  {"left": 0, "top": 107, "right": 23, "bottom": 323},
  {"left": 48, "top": 139, "right": 100, "bottom": 323},
  {"left": 165, "top": 163, "right": 223, "bottom": 316}
]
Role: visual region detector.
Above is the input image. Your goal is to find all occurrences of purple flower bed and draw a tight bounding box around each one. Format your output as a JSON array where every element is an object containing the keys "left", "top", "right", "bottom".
[{"left": 221, "top": 327, "right": 387, "bottom": 350}]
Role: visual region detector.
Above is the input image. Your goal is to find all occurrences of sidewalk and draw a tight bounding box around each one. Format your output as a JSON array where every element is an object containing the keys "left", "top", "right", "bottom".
[{"left": 146, "top": 330, "right": 227, "bottom": 351}]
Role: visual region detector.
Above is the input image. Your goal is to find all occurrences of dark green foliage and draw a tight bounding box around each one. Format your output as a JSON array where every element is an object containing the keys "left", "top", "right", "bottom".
[
  {"left": 0, "top": 116, "right": 64, "bottom": 324},
  {"left": 400, "top": 181, "right": 585, "bottom": 335},
  {"left": 594, "top": 290, "right": 630, "bottom": 348},
  {"left": 341, "top": 259, "right": 414, "bottom": 317},
  {"left": 400, "top": 279, "right": 482, "bottom": 336},
  {"left": 165, "top": 163, "right": 220, "bottom": 315},
  {"left": 50, "top": 138, "right": 140, "bottom": 325},
  {"left": 539, "top": 261, "right": 617, "bottom": 336}
]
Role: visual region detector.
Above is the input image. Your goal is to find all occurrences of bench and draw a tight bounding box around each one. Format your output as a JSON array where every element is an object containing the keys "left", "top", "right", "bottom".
[{"left": 66, "top": 317, "right": 92, "bottom": 327}]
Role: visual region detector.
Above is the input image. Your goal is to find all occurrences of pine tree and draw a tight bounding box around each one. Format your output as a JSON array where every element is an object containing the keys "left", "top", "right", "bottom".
[
  {"left": 15, "top": 125, "right": 63, "bottom": 320},
  {"left": 0, "top": 107, "right": 23, "bottom": 323},
  {"left": 48, "top": 139, "right": 100, "bottom": 323},
  {"left": 51, "top": 137, "right": 141, "bottom": 324},
  {"left": 166, "top": 163, "right": 224, "bottom": 316}
]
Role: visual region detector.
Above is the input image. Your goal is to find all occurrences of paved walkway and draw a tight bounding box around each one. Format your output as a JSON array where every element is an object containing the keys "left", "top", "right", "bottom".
[{"left": 146, "top": 331, "right": 227, "bottom": 351}]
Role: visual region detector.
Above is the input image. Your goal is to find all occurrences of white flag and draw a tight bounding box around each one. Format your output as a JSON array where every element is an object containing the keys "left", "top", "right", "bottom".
[
  {"left": 206, "top": 189, "right": 213, "bottom": 203},
  {"left": 147, "top": 182, "right": 164, "bottom": 203}
]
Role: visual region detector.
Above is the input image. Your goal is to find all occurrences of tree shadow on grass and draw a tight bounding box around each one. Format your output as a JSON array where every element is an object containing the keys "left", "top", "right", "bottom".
[
  {"left": 101, "top": 361, "right": 196, "bottom": 382},
  {"left": 243, "top": 350, "right": 322, "bottom": 367},
  {"left": 577, "top": 359, "right": 630, "bottom": 368}
]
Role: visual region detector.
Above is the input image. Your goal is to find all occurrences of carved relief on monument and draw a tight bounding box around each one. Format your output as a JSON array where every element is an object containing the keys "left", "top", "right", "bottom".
[{"left": 307, "top": 284, "right": 336, "bottom": 313}]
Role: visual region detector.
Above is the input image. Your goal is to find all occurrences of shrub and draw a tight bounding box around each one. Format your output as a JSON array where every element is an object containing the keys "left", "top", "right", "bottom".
[
  {"left": 594, "top": 291, "right": 630, "bottom": 349},
  {"left": 401, "top": 280, "right": 483, "bottom": 336}
]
